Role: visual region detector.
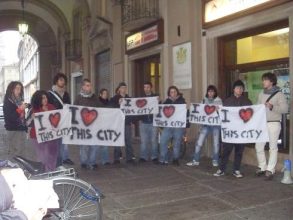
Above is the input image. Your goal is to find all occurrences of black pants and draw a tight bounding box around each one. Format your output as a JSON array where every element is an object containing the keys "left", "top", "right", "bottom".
[{"left": 220, "top": 143, "right": 245, "bottom": 172}]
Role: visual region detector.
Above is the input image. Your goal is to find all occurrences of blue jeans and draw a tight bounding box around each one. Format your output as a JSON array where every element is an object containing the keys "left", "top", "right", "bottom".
[
  {"left": 97, "top": 146, "right": 110, "bottom": 164},
  {"left": 193, "top": 125, "right": 220, "bottom": 162},
  {"left": 159, "top": 127, "right": 185, "bottom": 162},
  {"left": 80, "top": 145, "right": 98, "bottom": 166},
  {"left": 139, "top": 122, "right": 158, "bottom": 160},
  {"left": 114, "top": 124, "right": 134, "bottom": 161}
]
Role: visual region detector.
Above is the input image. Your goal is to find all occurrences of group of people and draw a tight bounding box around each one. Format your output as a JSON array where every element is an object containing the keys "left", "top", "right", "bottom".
[{"left": 3, "top": 71, "right": 288, "bottom": 181}]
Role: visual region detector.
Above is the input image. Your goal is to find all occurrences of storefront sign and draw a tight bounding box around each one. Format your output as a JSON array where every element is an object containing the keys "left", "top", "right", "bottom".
[
  {"left": 220, "top": 104, "right": 269, "bottom": 143},
  {"left": 125, "top": 19, "right": 164, "bottom": 54},
  {"left": 189, "top": 103, "right": 221, "bottom": 125},
  {"left": 172, "top": 42, "right": 192, "bottom": 89},
  {"left": 126, "top": 25, "right": 158, "bottom": 51},
  {"left": 120, "top": 96, "right": 159, "bottom": 115},
  {"left": 153, "top": 104, "right": 187, "bottom": 128},
  {"left": 203, "top": 0, "right": 290, "bottom": 27}
]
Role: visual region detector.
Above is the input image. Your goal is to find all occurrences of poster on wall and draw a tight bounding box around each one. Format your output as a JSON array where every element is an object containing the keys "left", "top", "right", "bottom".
[{"left": 172, "top": 42, "right": 192, "bottom": 89}]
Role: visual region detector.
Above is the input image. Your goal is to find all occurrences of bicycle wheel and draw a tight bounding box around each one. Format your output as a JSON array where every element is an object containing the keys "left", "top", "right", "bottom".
[{"left": 48, "top": 176, "right": 102, "bottom": 220}]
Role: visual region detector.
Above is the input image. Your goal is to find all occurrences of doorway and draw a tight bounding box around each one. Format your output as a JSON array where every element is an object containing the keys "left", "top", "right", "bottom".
[{"left": 133, "top": 54, "right": 161, "bottom": 97}]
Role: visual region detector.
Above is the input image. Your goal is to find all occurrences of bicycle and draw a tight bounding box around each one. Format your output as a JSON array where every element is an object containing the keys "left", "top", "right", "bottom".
[
  {"left": 158, "top": 128, "right": 188, "bottom": 161},
  {"left": 12, "top": 156, "right": 104, "bottom": 220}
]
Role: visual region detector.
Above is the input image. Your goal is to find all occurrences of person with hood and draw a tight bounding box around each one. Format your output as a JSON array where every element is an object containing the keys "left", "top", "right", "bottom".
[
  {"left": 3, "top": 81, "right": 28, "bottom": 157},
  {"left": 47, "top": 73, "right": 74, "bottom": 166},
  {"left": 186, "top": 85, "right": 222, "bottom": 167},
  {"left": 159, "top": 85, "right": 187, "bottom": 166},
  {"left": 255, "top": 72, "right": 288, "bottom": 180},
  {"left": 74, "top": 79, "right": 104, "bottom": 170},
  {"left": 214, "top": 80, "right": 252, "bottom": 178}
]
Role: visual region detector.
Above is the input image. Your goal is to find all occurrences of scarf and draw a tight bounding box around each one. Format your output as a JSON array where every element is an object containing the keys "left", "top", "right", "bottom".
[
  {"left": 52, "top": 85, "right": 65, "bottom": 98},
  {"left": 264, "top": 86, "right": 280, "bottom": 95},
  {"left": 80, "top": 89, "right": 93, "bottom": 98}
]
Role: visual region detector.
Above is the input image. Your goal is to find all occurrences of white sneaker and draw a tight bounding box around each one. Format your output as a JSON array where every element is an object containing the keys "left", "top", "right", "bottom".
[
  {"left": 213, "top": 169, "right": 225, "bottom": 177},
  {"left": 212, "top": 160, "right": 219, "bottom": 167},
  {"left": 186, "top": 160, "right": 199, "bottom": 166},
  {"left": 233, "top": 170, "right": 243, "bottom": 178}
]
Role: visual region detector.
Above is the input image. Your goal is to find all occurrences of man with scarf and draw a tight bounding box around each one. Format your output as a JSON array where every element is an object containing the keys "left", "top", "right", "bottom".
[
  {"left": 74, "top": 79, "right": 104, "bottom": 169},
  {"left": 47, "top": 73, "right": 74, "bottom": 166},
  {"left": 255, "top": 72, "right": 288, "bottom": 180}
]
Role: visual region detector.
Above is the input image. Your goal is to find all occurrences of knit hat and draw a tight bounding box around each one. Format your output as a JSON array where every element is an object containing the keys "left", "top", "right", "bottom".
[
  {"left": 118, "top": 82, "right": 127, "bottom": 88},
  {"left": 232, "top": 80, "right": 245, "bottom": 90}
]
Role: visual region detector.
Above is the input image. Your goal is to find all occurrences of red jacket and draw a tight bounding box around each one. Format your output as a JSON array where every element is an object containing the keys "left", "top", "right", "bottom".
[{"left": 29, "top": 103, "right": 56, "bottom": 139}]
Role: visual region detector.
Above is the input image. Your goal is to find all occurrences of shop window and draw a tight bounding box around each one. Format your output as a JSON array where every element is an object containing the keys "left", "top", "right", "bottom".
[{"left": 237, "top": 28, "right": 289, "bottom": 64}]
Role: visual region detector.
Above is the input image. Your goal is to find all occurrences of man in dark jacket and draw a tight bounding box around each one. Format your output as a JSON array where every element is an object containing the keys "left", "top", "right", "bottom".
[
  {"left": 48, "top": 73, "right": 74, "bottom": 166},
  {"left": 214, "top": 80, "right": 252, "bottom": 178},
  {"left": 110, "top": 82, "right": 136, "bottom": 164},
  {"left": 139, "top": 82, "right": 159, "bottom": 163}
]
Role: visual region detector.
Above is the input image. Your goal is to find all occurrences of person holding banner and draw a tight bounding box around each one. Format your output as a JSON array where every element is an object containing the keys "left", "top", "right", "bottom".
[
  {"left": 186, "top": 85, "right": 222, "bottom": 167},
  {"left": 3, "top": 81, "right": 29, "bottom": 157},
  {"left": 214, "top": 80, "right": 252, "bottom": 178},
  {"left": 159, "top": 86, "right": 187, "bottom": 166},
  {"left": 97, "top": 88, "right": 110, "bottom": 165},
  {"left": 139, "top": 82, "right": 159, "bottom": 163},
  {"left": 110, "top": 82, "right": 136, "bottom": 164},
  {"left": 48, "top": 73, "right": 74, "bottom": 166},
  {"left": 255, "top": 72, "right": 288, "bottom": 180},
  {"left": 29, "top": 90, "right": 59, "bottom": 172},
  {"left": 74, "top": 79, "right": 104, "bottom": 170}
]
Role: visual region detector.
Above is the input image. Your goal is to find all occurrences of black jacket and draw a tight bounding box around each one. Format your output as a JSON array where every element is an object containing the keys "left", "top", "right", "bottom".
[
  {"left": 223, "top": 94, "right": 252, "bottom": 107},
  {"left": 47, "top": 90, "right": 71, "bottom": 109},
  {"left": 3, "top": 97, "right": 27, "bottom": 131}
]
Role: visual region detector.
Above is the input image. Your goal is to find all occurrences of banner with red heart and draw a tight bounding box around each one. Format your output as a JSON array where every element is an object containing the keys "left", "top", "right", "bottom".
[
  {"left": 163, "top": 106, "right": 175, "bottom": 118},
  {"left": 204, "top": 105, "right": 216, "bottom": 115},
  {"left": 136, "top": 99, "right": 147, "bottom": 108},
  {"left": 80, "top": 108, "right": 98, "bottom": 126},
  {"left": 239, "top": 108, "right": 253, "bottom": 123},
  {"left": 49, "top": 113, "right": 61, "bottom": 128}
]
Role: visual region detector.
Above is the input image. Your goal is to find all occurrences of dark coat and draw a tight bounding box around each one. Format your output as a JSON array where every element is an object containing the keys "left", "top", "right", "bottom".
[
  {"left": 223, "top": 94, "right": 252, "bottom": 107},
  {"left": 47, "top": 90, "right": 71, "bottom": 109},
  {"left": 74, "top": 93, "right": 104, "bottom": 107}
]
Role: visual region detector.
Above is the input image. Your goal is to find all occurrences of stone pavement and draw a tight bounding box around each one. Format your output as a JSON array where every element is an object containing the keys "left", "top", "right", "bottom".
[
  {"left": 69, "top": 146, "right": 293, "bottom": 220},
  {"left": 0, "top": 125, "right": 292, "bottom": 220}
]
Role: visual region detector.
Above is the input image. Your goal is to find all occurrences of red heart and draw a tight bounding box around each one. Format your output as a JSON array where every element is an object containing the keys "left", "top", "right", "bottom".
[
  {"left": 80, "top": 108, "right": 98, "bottom": 126},
  {"left": 163, "top": 106, "right": 175, "bottom": 118},
  {"left": 49, "top": 113, "right": 61, "bottom": 128},
  {"left": 204, "top": 105, "right": 216, "bottom": 115},
  {"left": 239, "top": 108, "right": 253, "bottom": 123},
  {"left": 136, "top": 99, "right": 147, "bottom": 108}
]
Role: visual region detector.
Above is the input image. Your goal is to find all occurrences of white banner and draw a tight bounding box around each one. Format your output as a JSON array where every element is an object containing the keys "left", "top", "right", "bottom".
[
  {"left": 153, "top": 104, "right": 187, "bottom": 128},
  {"left": 189, "top": 103, "right": 221, "bottom": 125},
  {"left": 120, "top": 96, "right": 159, "bottom": 115},
  {"left": 219, "top": 104, "right": 269, "bottom": 143},
  {"left": 62, "top": 105, "right": 125, "bottom": 146},
  {"left": 34, "top": 109, "right": 72, "bottom": 143}
]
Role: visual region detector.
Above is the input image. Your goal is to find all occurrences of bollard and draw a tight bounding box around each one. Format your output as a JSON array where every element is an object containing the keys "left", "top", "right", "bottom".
[{"left": 281, "top": 159, "right": 293, "bottom": 184}]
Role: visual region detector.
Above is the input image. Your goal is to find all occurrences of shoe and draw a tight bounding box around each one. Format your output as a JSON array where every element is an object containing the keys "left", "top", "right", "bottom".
[
  {"left": 63, "top": 158, "right": 74, "bottom": 165},
  {"left": 213, "top": 169, "right": 225, "bottom": 177},
  {"left": 233, "top": 170, "right": 243, "bottom": 178},
  {"left": 103, "top": 162, "right": 111, "bottom": 166},
  {"left": 113, "top": 160, "right": 120, "bottom": 164},
  {"left": 89, "top": 164, "right": 98, "bottom": 170},
  {"left": 81, "top": 164, "right": 87, "bottom": 169},
  {"left": 159, "top": 161, "right": 168, "bottom": 165},
  {"left": 186, "top": 160, "right": 199, "bottom": 167},
  {"left": 126, "top": 159, "right": 136, "bottom": 164},
  {"left": 265, "top": 170, "right": 273, "bottom": 181},
  {"left": 172, "top": 159, "right": 180, "bottom": 166},
  {"left": 56, "top": 165, "right": 66, "bottom": 171},
  {"left": 255, "top": 168, "right": 266, "bottom": 177},
  {"left": 139, "top": 158, "right": 147, "bottom": 163},
  {"left": 212, "top": 160, "right": 219, "bottom": 167}
]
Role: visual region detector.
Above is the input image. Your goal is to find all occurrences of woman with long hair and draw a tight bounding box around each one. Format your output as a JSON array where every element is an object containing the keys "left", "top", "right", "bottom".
[
  {"left": 3, "top": 81, "right": 28, "bottom": 156},
  {"left": 29, "top": 90, "right": 59, "bottom": 171}
]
